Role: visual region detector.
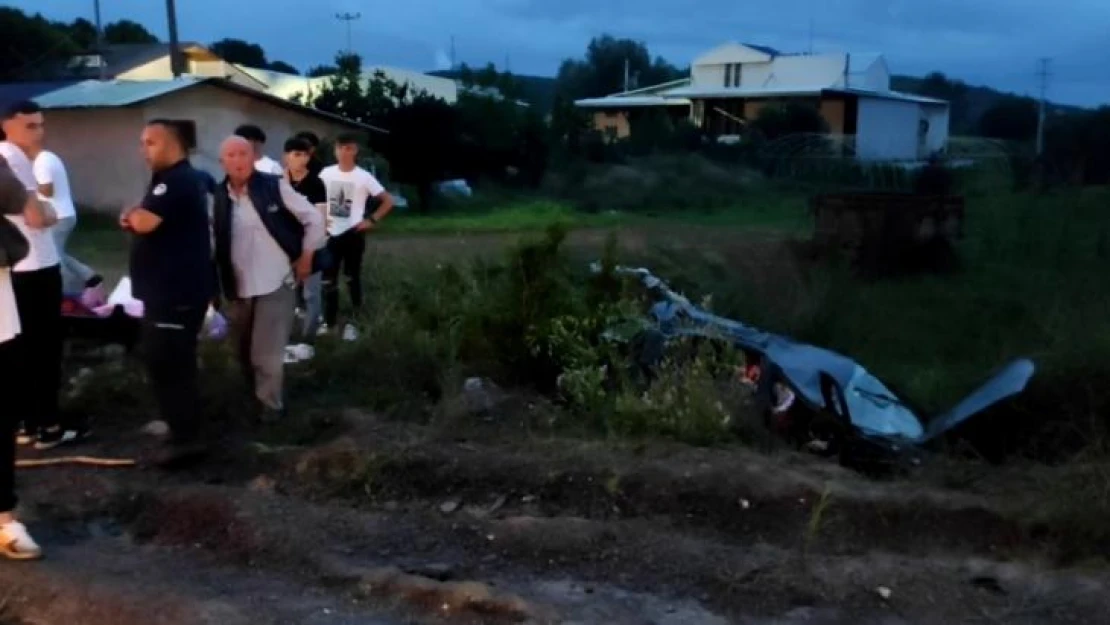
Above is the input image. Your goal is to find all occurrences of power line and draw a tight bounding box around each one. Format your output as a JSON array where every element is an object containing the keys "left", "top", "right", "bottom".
[
  {"left": 335, "top": 12, "right": 361, "bottom": 54},
  {"left": 1035, "top": 57, "right": 1051, "bottom": 156}
]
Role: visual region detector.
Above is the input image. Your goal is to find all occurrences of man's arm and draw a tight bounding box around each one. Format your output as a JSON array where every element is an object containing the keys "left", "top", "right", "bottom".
[
  {"left": 125, "top": 174, "right": 182, "bottom": 234},
  {"left": 32, "top": 154, "right": 55, "bottom": 199},
  {"left": 356, "top": 173, "right": 394, "bottom": 231}
]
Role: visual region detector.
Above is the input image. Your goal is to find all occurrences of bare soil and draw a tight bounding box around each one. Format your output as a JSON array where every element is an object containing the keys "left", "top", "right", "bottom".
[{"left": 3, "top": 406, "right": 1107, "bottom": 625}]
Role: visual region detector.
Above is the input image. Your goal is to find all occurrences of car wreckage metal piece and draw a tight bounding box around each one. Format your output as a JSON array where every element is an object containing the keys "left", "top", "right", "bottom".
[{"left": 593, "top": 263, "right": 1035, "bottom": 448}]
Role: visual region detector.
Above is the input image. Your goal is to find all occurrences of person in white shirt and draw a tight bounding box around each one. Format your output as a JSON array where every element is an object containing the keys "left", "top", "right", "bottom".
[
  {"left": 0, "top": 157, "right": 47, "bottom": 560},
  {"left": 212, "top": 136, "right": 325, "bottom": 422},
  {"left": 318, "top": 132, "right": 394, "bottom": 341},
  {"left": 0, "top": 101, "right": 77, "bottom": 452},
  {"left": 33, "top": 149, "right": 103, "bottom": 297},
  {"left": 233, "top": 124, "right": 283, "bottom": 176}
]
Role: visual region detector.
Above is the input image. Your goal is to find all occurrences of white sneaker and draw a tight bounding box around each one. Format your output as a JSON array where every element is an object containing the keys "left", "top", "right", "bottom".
[
  {"left": 316, "top": 323, "right": 330, "bottom": 337},
  {"left": 283, "top": 343, "right": 316, "bottom": 365},
  {"left": 342, "top": 324, "right": 359, "bottom": 342},
  {"left": 140, "top": 420, "right": 171, "bottom": 438},
  {"left": 0, "top": 521, "right": 42, "bottom": 560}
]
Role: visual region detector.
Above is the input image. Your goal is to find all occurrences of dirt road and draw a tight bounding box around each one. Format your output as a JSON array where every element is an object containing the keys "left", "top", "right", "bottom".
[{"left": 3, "top": 406, "right": 1105, "bottom": 625}]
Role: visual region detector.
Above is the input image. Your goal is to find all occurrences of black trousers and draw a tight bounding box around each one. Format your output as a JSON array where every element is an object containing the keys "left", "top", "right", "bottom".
[
  {"left": 322, "top": 229, "right": 366, "bottom": 327},
  {"left": 0, "top": 336, "right": 18, "bottom": 512},
  {"left": 10, "top": 266, "right": 62, "bottom": 434},
  {"left": 141, "top": 304, "right": 206, "bottom": 444}
]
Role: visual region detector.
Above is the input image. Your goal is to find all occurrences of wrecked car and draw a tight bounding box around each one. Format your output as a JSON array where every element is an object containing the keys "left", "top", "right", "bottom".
[{"left": 593, "top": 263, "right": 1036, "bottom": 469}]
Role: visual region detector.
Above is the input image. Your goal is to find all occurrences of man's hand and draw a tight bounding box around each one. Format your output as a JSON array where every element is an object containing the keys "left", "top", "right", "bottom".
[
  {"left": 294, "top": 251, "right": 314, "bottom": 282},
  {"left": 355, "top": 218, "right": 376, "bottom": 233},
  {"left": 119, "top": 207, "right": 137, "bottom": 231}
]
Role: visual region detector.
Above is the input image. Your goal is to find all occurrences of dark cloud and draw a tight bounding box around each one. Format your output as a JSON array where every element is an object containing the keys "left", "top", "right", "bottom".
[{"left": 16, "top": 0, "right": 1110, "bottom": 105}]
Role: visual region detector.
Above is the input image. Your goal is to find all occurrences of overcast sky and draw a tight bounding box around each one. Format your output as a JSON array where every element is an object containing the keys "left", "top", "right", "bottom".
[{"left": 18, "top": 0, "right": 1110, "bottom": 106}]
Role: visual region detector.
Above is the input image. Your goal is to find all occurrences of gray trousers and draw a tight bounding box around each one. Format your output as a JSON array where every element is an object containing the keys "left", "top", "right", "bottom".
[
  {"left": 228, "top": 285, "right": 296, "bottom": 411},
  {"left": 52, "top": 216, "right": 96, "bottom": 292}
]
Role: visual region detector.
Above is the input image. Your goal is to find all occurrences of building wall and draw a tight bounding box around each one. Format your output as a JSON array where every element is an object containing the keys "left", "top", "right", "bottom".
[
  {"left": 592, "top": 110, "right": 631, "bottom": 139},
  {"left": 42, "top": 108, "right": 147, "bottom": 212},
  {"left": 119, "top": 57, "right": 172, "bottom": 81},
  {"left": 922, "top": 104, "right": 950, "bottom": 154},
  {"left": 141, "top": 84, "right": 356, "bottom": 176},
  {"left": 855, "top": 97, "right": 922, "bottom": 161},
  {"left": 819, "top": 98, "right": 846, "bottom": 134},
  {"left": 739, "top": 54, "right": 846, "bottom": 90}
]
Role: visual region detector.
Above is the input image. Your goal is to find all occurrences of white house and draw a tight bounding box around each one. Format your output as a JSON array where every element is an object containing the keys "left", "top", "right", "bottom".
[{"left": 576, "top": 42, "right": 949, "bottom": 161}]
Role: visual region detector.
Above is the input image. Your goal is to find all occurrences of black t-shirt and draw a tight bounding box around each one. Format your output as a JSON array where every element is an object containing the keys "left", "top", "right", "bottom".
[
  {"left": 289, "top": 171, "right": 326, "bottom": 205},
  {"left": 130, "top": 159, "right": 214, "bottom": 311}
]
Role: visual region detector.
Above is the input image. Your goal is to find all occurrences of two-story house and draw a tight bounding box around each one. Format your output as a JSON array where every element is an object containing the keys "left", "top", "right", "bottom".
[{"left": 576, "top": 42, "right": 950, "bottom": 161}]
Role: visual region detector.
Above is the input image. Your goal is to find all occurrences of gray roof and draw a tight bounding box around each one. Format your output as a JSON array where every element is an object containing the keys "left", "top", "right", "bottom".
[
  {"left": 0, "top": 81, "right": 81, "bottom": 109},
  {"left": 30, "top": 77, "right": 387, "bottom": 133},
  {"left": 68, "top": 42, "right": 204, "bottom": 79},
  {"left": 744, "top": 43, "right": 782, "bottom": 57}
]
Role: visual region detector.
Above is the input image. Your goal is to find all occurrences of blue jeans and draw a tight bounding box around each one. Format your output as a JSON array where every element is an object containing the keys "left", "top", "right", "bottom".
[{"left": 299, "top": 272, "right": 323, "bottom": 341}]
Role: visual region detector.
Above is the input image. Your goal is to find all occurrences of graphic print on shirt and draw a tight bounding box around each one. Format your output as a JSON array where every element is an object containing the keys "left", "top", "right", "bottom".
[{"left": 326, "top": 180, "right": 354, "bottom": 220}]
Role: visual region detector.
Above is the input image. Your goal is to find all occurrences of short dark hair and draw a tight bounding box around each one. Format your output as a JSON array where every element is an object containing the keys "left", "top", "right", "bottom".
[
  {"left": 294, "top": 130, "right": 320, "bottom": 148},
  {"left": 234, "top": 124, "right": 266, "bottom": 144},
  {"left": 335, "top": 132, "right": 361, "bottom": 146},
  {"left": 283, "top": 137, "right": 311, "bottom": 153},
  {"left": 2, "top": 100, "right": 42, "bottom": 121},
  {"left": 146, "top": 118, "right": 193, "bottom": 150}
]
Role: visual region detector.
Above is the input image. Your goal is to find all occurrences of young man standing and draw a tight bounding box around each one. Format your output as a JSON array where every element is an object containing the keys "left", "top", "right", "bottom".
[
  {"left": 283, "top": 136, "right": 327, "bottom": 357},
  {"left": 123, "top": 119, "right": 215, "bottom": 467},
  {"left": 293, "top": 130, "right": 324, "bottom": 178},
  {"left": 213, "top": 136, "right": 324, "bottom": 420},
  {"left": 233, "top": 124, "right": 283, "bottom": 176},
  {"left": 318, "top": 133, "right": 394, "bottom": 341},
  {"left": 33, "top": 148, "right": 104, "bottom": 299},
  {"left": 0, "top": 158, "right": 48, "bottom": 559},
  {"left": 0, "top": 101, "right": 72, "bottom": 451}
]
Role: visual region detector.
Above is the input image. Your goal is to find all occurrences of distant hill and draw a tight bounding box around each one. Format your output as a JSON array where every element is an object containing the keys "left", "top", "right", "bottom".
[{"left": 430, "top": 69, "right": 558, "bottom": 113}]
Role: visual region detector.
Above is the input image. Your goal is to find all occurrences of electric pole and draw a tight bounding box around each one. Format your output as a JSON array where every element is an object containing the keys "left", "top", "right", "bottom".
[
  {"left": 166, "top": 0, "right": 183, "bottom": 77},
  {"left": 623, "top": 57, "right": 630, "bottom": 92},
  {"left": 450, "top": 35, "right": 456, "bottom": 70},
  {"left": 336, "top": 12, "right": 361, "bottom": 54},
  {"left": 93, "top": 0, "right": 106, "bottom": 80},
  {"left": 1035, "top": 57, "right": 1051, "bottom": 157}
]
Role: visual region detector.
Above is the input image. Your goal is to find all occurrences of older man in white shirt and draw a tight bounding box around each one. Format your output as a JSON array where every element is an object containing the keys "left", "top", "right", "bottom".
[{"left": 211, "top": 136, "right": 324, "bottom": 422}]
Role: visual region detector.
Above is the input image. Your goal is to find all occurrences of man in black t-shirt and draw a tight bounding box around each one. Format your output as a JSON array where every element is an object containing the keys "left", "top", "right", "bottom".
[
  {"left": 283, "top": 136, "right": 326, "bottom": 350},
  {"left": 122, "top": 119, "right": 214, "bottom": 467}
]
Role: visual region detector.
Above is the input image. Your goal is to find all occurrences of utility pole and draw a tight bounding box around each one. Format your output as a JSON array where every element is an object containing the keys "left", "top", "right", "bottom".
[
  {"left": 623, "top": 57, "right": 630, "bottom": 92},
  {"left": 450, "top": 35, "right": 456, "bottom": 70},
  {"left": 808, "top": 17, "right": 814, "bottom": 55},
  {"left": 93, "top": 0, "right": 106, "bottom": 80},
  {"left": 1035, "top": 57, "right": 1051, "bottom": 157},
  {"left": 335, "top": 12, "right": 361, "bottom": 54},
  {"left": 166, "top": 0, "right": 183, "bottom": 77}
]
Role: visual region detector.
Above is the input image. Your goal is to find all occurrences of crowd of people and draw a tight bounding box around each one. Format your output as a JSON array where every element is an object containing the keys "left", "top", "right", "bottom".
[{"left": 0, "top": 99, "right": 394, "bottom": 560}]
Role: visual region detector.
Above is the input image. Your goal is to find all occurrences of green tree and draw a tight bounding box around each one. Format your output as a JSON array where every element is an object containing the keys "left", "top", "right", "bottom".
[
  {"left": 64, "top": 18, "right": 98, "bottom": 49},
  {"left": 306, "top": 64, "right": 336, "bottom": 77},
  {"left": 977, "top": 97, "right": 1038, "bottom": 142},
  {"left": 0, "top": 8, "right": 80, "bottom": 80},
  {"left": 210, "top": 38, "right": 267, "bottom": 67},
  {"left": 268, "top": 60, "right": 298, "bottom": 75},
  {"left": 103, "top": 19, "right": 157, "bottom": 44},
  {"left": 555, "top": 34, "right": 683, "bottom": 100}
]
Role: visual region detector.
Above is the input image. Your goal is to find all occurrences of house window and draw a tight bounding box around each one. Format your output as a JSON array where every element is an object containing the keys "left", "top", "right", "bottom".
[
  {"left": 724, "top": 65, "right": 731, "bottom": 88},
  {"left": 724, "top": 64, "right": 742, "bottom": 88},
  {"left": 733, "top": 64, "right": 742, "bottom": 87}
]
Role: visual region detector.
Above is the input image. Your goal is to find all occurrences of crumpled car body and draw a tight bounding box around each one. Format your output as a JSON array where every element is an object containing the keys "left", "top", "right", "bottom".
[{"left": 596, "top": 263, "right": 1035, "bottom": 448}]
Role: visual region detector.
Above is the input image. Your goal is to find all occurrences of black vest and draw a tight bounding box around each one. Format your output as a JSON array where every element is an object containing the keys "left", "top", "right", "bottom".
[{"left": 212, "top": 173, "right": 303, "bottom": 299}]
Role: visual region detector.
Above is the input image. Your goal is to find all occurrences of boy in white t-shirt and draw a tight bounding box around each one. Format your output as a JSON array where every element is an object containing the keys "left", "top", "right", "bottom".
[
  {"left": 33, "top": 149, "right": 104, "bottom": 298},
  {"left": 0, "top": 158, "right": 45, "bottom": 560},
  {"left": 1, "top": 101, "right": 79, "bottom": 452},
  {"left": 317, "top": 133, "right": 394, "bottom": 341}
]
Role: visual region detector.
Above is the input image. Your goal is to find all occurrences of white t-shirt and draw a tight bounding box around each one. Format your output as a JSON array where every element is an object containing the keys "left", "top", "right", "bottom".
[
  {"left": 33, "top": 149, "right": 76, "bottom": 220},
  {"left": 319, "top": 165, "right": 385, "bottom": 236},
  {"left": 255, "top": 155, "right": 283, "bottom": 176},
  {"left": 0, "top": 142, "right": 59, "bottom": 272}
]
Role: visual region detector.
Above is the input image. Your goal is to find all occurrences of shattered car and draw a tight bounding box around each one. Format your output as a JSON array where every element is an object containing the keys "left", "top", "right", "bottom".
[{"left": 594, "top": 263, "right": 1036, "bottom": 469}]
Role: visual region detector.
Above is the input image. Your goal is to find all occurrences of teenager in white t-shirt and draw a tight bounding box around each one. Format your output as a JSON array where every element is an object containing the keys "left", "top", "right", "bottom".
[
  {"left": 0, "top": 157, "right": 45, "bottom": 560},
  {"left": 33, "top": 149, "right": 103, "bottom": 296},
  {"left": 317, "top": 132, "right": 394, "bottom": 341},
  {"left": 1, "top": 101, "right": 78, "bottom": 453}
]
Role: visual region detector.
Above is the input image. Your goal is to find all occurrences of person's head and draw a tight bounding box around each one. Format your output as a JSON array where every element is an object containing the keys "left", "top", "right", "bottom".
[
  {"left": 220, "top": 136, "right": 256, "bottom": 185},
  {"left": 141, "top": 119, "right": 189, "bottom": 171},
  {"left": 233, "top": 124, "right": 266, "bottom": 159},
  {"left": 283, "top": 137, "right": 312, "bottom": 171},
  {"left": 294, "top": 131, "right": 320, "bottom": 156},
  {"left": 1, "top": 100, "right": 45, "bottom": 154},
  {"left": 334, "top": 132, "right": 361, "bottom": 169}
]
